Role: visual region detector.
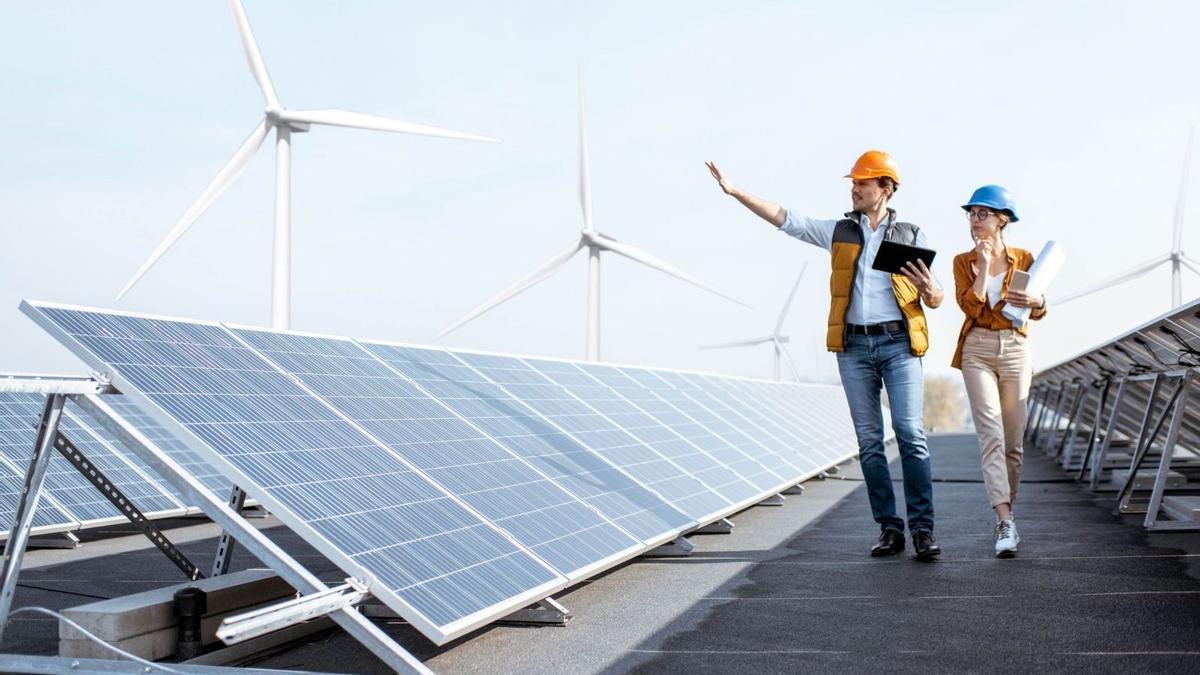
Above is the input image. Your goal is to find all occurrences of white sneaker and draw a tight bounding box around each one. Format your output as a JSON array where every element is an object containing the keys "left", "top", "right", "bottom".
[{"left": 994, "top": 519, "right": 1019, "bottom": 558}]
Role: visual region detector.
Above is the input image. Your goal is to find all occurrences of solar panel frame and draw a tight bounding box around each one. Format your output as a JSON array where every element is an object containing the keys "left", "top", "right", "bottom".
[
  {"left": 227, "top": 325, "right": 646, "bottom": 582},
  {"left": 22, "top": 302, "right": 566, "bottom": 645}
]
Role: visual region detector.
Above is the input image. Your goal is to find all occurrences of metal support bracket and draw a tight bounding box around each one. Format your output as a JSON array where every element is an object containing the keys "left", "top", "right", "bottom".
[
  {"left": 217, "top": 577, "right": 369, "bottom": 645},
  {"left": 1090, "top": 378, "right": 1128, "bottom": 490},
  {"left": 1144, "top": 370, "right": 1195, "bottom": 529},
  {"left": 1116, "top": 374, "right": 1182, "bottom": 515},
  {"left": 499, "top": 597, "right": 572, "bottom": 626},
  {"left": 644, "top": 536, "right": 694, "bottom": 557},
  {"left": 19, "top": 532, "right": 80, "bottom": 550},
  {"left": 782, "top": 484, "right": 805, "bottom": 495},
  {"left": 0, "top": 394, "right": 65, "bottom": 643},
  {"left": 693, "top": 518, "right": 734, "bottom": 535},
  {"left": 1055, "top": 384, "right": 1087, "bottom": 465},
  {"left": 1076, "top": 379, "right": 1112, "bottom": 482},
  {"left": 51, "top": 427, "right": 203, "bottom": 580},
  {"left": 757, "top": 494, "right": 786, "bottom": 507},
  {"left": 212, "top": 486, "right": 248, "bottom": 577}
]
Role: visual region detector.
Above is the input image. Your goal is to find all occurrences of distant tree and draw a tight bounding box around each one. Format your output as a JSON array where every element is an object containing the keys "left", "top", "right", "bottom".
[{"left": 924, "top": 375, "right": 968, "bottom": 432}]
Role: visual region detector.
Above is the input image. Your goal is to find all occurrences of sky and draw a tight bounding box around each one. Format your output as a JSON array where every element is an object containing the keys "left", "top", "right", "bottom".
[{"left": 2, "top": 0, "right": 1199, "bottom": 383}]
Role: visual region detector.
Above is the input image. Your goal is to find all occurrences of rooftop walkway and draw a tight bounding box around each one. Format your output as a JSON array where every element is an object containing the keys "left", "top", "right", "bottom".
[{"left": 4, "top": 433, "right": 1199, "bottom": 673}]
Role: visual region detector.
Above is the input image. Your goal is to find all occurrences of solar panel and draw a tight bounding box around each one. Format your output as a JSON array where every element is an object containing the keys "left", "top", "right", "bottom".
[
  {"left": 359, "top": 341, "right": 695, "bottom": 544},
  {"left": 0, "top": 405, "right": 78, "bottom": 535},
  {"left": 25, "top": 304, "right": 563, "bottom": 644},
  {"left": 525, "top": 357, "right": 768, "bottom": 509},
  {"left": 229, "top": 327, "right": 643, "bottom": 580},
  {"left": 0, "top": 394, "right": 184, "bottom": 528},
  {"left": 450, "top": 351, "right": 732, "bottom": 526},
  {"left": 85, "top": 395, "right": 233, "bottom": 499},
  {"left": 573, "top": 363, "right": 799, "bottom": 494},
  {"left": 707, "top": 378, "right": 851, "bottom": 468},
  {"left": 611, "top": 366, "right": 820, "bottom": 481},
  {"left": 720, "top": 379, "right": 864, "bottom": 468}
]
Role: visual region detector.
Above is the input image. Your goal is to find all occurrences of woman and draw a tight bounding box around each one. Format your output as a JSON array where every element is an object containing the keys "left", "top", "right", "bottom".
[{"left": 951, "top": 185, "right": 1046, "bottom": 558}]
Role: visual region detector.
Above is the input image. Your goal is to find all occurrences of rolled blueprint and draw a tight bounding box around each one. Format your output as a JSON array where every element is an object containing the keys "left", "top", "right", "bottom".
[{"left": 1002, "top": 240, "right": 1065, "bottom": 329}]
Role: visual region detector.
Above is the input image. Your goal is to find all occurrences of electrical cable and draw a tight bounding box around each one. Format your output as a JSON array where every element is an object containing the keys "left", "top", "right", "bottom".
[{"left": 7, "top": 606, "right": 186, "bottom": 673}]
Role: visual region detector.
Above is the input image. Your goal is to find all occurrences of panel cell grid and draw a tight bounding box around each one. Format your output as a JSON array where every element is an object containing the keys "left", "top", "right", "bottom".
[
  {"left": 453, "top": 352, "right": 729, "bottom": 524},
  {"left": 721, "top": 379, "right": 853, "bottom": 463},
  {"left": 577, "top": 364, "right": 800, "bottom": 489},
  {"left": 360, "top": 342, "right": 693, "bottom": 543},
  {"left": 33, "top": 307, "right": 560, "bottom": 637},
  {"left": 669, "top": 372, "right": 835, "bottom": 471},
  {"left": 0, "top": 395, "right": 137, "bottom": 523},
  {"left": 86, "top": 395, "right": 234, "bottom": 498},
  {"left": 530, "top": 360, "right": 763, "bottom": 506},
  {"left": 657, "top": 369, "right": 816, "bottom": 475},
  {"left": 232, "top": 329, "right": 640, "bottom": 578}
]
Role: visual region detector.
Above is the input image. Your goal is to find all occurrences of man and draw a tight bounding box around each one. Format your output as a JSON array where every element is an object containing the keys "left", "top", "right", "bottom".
[{"left": 706, "top": 151, "right": 944, "bottom": 560}]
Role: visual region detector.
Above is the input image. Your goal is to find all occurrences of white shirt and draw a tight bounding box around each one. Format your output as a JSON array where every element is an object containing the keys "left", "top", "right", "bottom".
[
  {"left": 780, "top": 209, "right": 929, "bottom": 325},
  {"left": 986, "top": 272, "right": 1005, "bottom": 308}
]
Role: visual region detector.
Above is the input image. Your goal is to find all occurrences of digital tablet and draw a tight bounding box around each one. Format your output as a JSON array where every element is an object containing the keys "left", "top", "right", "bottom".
[{"left": 871, "top": 240, "right": 937, "bottom": 275}]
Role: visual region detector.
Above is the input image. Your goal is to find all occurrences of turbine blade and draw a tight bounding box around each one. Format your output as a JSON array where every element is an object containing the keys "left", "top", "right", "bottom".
[
  {"left": 699, "top": 337, "right": 773, "bottom": 350},
  {"left": 117, "top": 119, "right": 270, "bottom": 300},
  {"left": 1179, "top": 256, "right": 1200, "bottom": 277},
  {"left": 578, "top": 71, "right": 594, "bottom": 233},
  {"left": 778, "top": 341, "right": 803, "bottom": 382},
  {"left": 1174, "top": 125, "right": 1194, "bottom": 253},
  {"left": 1054, "top": 253, "right": 1172, "bottom": 305},
  {"left": 281, "top": 109, "right": 499, "bottom": 143},
  {"left": 592, "top": 234, "right": 753, "bottom": 308},
  {"left": 774, "top": 262, "right": 808, "bottom": 335},
  {"left": 433, "top": 241, "right": 583, "bottom": 340},
  {"left": 228, "top": 0, "right": 280, "bottom": 109}
]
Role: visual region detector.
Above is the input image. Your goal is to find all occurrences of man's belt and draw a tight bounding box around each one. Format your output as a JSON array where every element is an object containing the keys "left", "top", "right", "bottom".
[{"left": 846, "top": 321, "right": 906, "bottom": 336}]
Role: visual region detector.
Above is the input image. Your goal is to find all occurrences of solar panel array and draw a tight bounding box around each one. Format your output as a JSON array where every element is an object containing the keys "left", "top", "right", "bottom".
[
  {"left": 1029, "top": 298, "right": 1200, "bottom": 527},
  {"left": 0, "top": 392, "right": 190, "bottom": 539},
  {"left": 23, "top": 301, "right": 863, "bottom": 645}
]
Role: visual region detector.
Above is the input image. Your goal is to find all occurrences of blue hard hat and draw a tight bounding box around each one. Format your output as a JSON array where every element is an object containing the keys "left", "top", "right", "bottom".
[{"left": 962, "top": 185, "right": 1019, "bottom": 223}]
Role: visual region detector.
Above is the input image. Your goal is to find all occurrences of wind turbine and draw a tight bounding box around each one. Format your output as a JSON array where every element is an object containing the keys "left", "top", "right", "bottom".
[
  {"left": 701, "top": 265, "right": 807, "bottom": 381},
  {"left": 1056, "top": 125, "right": 1200, "bottom": 309},
  {"left": 116, "top": 0, "right": 498, "bottom": 329},
  {"left": 432, "top": 75, "right": 750, "bottom": 361}
]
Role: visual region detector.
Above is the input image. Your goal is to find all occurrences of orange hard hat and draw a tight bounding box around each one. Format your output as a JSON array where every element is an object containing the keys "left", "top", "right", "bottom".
[{"left": 845, "top": 150, "right": 900, "bottom": 184}]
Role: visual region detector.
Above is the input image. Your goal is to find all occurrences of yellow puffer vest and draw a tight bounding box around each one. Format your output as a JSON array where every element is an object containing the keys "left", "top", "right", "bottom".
[{"left": 826, "top": 213, "right": 929, "bottom": 356}]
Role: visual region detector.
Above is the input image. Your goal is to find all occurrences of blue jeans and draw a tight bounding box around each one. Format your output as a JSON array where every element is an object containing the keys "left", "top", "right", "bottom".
[{"left": 836, "top": 329, "right": 934, "bottom": 534}]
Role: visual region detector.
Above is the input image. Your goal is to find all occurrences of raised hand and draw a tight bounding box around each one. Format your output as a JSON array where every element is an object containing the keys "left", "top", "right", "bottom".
[{"left": 706, "top": 161, "right": 736, "bottom": 196}]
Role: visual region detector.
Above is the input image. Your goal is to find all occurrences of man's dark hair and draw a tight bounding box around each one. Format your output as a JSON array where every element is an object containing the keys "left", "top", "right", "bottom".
[{"left": 878, "top": 176, "right": 898, "bottom": 197}]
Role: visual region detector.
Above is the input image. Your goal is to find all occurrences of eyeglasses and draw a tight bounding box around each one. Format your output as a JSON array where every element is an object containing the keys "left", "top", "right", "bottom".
[{"left": 966, "top": 208, "right": 995, "bottom": 221}]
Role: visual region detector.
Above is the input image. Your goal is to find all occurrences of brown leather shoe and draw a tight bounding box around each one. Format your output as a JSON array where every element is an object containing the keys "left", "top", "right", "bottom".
[{"left": 870, "top": 529, "right": 905, "bottom": 557}]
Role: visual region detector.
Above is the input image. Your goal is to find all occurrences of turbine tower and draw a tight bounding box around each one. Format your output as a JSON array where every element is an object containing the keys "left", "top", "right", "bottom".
[
  {"left": 434, "top": 75, "right": 749, "bottom": 361},
  {"left": 701, "top": 265, "right": 807, "bottom": 381},
  {"left": 1056, "top": 126, "right": 1200, "bottom": 308},
  {"left": 117, "top": 0, "right": 498, "bottom": 329}
]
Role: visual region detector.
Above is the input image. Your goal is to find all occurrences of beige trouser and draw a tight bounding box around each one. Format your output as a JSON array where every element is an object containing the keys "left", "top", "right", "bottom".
[{"left": 961, "top": 327, "right": 1032, "bottom": 508}]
